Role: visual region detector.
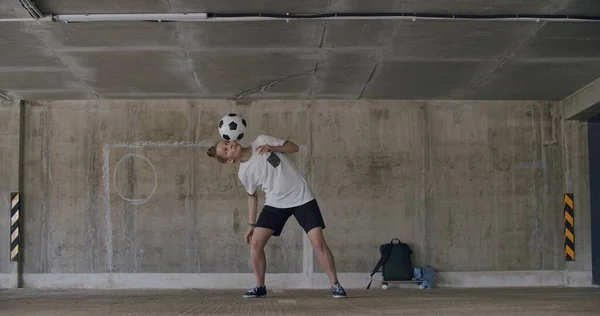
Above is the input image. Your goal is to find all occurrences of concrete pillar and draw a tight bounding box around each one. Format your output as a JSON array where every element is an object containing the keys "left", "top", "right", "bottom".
[
  {"left": 559, "top": 76, "right": 600, "bottom": 285},
  {"left": 562, "top": 120, "right": 593, "bottom": 284},
  {"left": 0, "top": 99, "right": 21, "bottom": 288}
]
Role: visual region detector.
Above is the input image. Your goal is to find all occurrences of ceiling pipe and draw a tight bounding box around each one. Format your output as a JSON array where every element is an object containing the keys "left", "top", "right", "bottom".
[
  {"left": 51, "top": 12, "right": 600, "bottom": 23},
  {"left": 0, "top": 16, "right": 52, "bottom": 22},
  {"left": 0, "top": 18, "right": 36, "bottom": 22},
  {"left": 203, "top": 15, "right": 599, "bottom": 22},
  {"left": 0, "top": 12, "right": 595, "bottom": 23},
  {"left": 52, "top": 12, "right": 208, "bottom": 22}
]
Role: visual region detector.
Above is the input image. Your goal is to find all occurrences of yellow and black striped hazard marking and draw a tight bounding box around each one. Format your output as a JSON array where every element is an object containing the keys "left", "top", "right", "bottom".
[
  {"left": 10, "top": 192, "right": 19, "bottom": 262},
  {"left": 564, "top": 193, "right": 574, "bottom": 261}
]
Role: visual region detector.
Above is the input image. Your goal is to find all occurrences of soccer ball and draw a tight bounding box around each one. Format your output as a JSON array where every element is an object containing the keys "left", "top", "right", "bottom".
[{"left": 218, "top": 113, "right": 247, "bottom": 141}]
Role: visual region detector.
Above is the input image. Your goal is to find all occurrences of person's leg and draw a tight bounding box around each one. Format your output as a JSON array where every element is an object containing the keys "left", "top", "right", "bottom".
[
  {"left": 243, "top": 205, "right": 293, "bottom": 298},
  {"left": 306, "top": 227, "right": 339, "bottom": 286},
  {"left": 294, "top": 199, "right": 346, "bottom": 297},
  {"left": 250, "top": 227, "right": 273, "bottom": 286}
]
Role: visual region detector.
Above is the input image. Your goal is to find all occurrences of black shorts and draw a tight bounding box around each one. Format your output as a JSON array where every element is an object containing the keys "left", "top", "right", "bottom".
[{"left": 255, "top": 199, "right": 326, "bottom": 236}]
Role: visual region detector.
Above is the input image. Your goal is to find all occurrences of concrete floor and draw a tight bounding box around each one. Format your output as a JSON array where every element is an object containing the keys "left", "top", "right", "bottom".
[{"left": 1, "top": 288, "right": 599, "bottom": 315}]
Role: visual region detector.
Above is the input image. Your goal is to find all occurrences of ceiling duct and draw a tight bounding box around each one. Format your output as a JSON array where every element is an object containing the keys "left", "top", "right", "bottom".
[
  {"left": 50, "top": 12, "right": 600, "bottom": 23},
  {"left": 52, "top": 12, "right": 208, "bottom": 22}
]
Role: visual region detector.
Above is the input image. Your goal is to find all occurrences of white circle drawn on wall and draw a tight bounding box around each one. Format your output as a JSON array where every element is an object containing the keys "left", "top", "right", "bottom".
[{"left": 113, "top": 153, "right": 157, "bottom": 204}]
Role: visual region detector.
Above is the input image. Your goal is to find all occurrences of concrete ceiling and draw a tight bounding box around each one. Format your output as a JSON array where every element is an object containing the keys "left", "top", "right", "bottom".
[{"left": 0, "top": 0, "right": 599, "bottom": 101}]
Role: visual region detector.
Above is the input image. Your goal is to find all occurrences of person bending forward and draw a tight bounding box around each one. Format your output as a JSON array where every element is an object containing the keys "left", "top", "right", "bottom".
[{"left": 207, "top": 134, "right": 346, "bottom": 298}]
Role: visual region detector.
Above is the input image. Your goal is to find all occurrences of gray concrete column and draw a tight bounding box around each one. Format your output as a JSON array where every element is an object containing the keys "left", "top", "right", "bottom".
[
  {"left": 562, "top": 120, "right": 592, "bottom": 276},
  {"left": 560, "top": 77, "right": 599, "bottom": 285},
  {"left": 0, "top": 99, "right": 22, "bottom": 288}
]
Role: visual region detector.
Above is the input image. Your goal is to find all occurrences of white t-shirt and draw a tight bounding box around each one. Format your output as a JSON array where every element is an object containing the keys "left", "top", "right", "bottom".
[{"left": 238, "top": 134, "right": 314, "bottom": 208}]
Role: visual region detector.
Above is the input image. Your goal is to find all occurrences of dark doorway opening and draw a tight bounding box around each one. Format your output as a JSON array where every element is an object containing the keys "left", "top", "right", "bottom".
[{"left": 588, "top": 115, "right": 600, "bottom": 285}]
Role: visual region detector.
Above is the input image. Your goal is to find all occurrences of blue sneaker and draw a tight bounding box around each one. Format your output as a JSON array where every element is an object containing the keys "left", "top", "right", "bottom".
[
  {"left": 331, "top": 283, "right": 346, "bottom": 298},
  {"left": 243, "top": 285, "right": 267, "bottom": 298}
]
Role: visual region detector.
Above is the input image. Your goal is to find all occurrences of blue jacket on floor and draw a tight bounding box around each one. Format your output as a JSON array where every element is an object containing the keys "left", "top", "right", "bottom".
[{"left": 413, "top": 265, "right": 437, "bottom": 289}]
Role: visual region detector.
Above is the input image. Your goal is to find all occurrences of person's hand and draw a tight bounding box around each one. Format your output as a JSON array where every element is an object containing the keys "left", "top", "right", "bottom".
[
  {"left": 257, "top": 145, "right": 274, "bottom": 155},
  {"left": 245, "top": 227, "right": 254, "bottom": 244}
]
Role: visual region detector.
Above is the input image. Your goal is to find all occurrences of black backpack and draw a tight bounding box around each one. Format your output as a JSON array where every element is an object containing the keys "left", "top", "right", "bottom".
[{"left": 367, "top": 238, "right": 414, "bottom": 289}]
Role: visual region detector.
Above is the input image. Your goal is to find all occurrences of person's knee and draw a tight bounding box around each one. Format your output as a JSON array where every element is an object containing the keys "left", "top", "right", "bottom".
[
  {"left": 250, "top": 238, "right": 266, "bottom": 252},
  {"left": 308, "top": 230, "right": 328, "bottom": 252},
  {"left": 312, "top": 239, "right": 327, "bottom": 252}
]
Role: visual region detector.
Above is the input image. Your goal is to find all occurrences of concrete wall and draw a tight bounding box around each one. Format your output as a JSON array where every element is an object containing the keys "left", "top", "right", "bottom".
[
  {"left": 21, "top": 100, "right": 311, "bottom": 275},
  {"left": 11, "top": 99, "right": 593, "bottom": 288},
  {"left": 310, "top": 100, "right": 564, "bottom": 272},
  {"left": 0, "top": 100, "right": 20, "bottom": 288}
]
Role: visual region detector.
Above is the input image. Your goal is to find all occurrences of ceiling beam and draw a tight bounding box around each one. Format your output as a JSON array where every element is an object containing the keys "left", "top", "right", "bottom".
[{"left": 562, "top": 77, "right": 600, "bottom": 121}]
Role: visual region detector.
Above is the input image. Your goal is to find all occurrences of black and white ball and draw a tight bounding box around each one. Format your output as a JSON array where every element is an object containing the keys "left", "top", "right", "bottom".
[{"left": 218, "top": 113, "right": 247, "bottom": 141}]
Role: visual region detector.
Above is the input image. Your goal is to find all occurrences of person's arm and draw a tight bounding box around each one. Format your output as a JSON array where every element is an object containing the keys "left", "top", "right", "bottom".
[
  {"left": 240, "top": 171, "right": 259, "bottom": 244},
  {"left": 245, "top": 191, "right": 258, "bottom": 244},
  {"left": 257, "top": 140, "right": 299, "bottom": 155},
  {"left": 248, "top": 192, "right": 258, "bottom": 225}
]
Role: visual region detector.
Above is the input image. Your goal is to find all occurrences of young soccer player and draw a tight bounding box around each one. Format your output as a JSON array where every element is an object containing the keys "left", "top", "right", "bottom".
[{"left": 207, "top": 134, "right": 346, "bottom": 298}]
